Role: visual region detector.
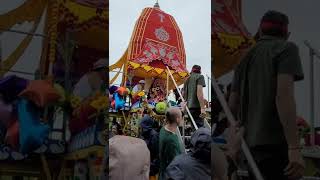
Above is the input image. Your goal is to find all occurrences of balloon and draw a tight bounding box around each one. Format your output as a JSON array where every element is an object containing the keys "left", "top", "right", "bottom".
[
  {"left": 156, "top": 102, "right": 167, "bottom": 114},
  {"left": 5, "top": 118, "right": 19, "bottom": 150},
  {"left": 19, "top": 80, "right": 60, "bottom": 107},
  {"left": 0, "top": 75, "right": 28, "bottom": 102},
  {"left": 109, "top": 85, "right": 118, "bottom": 94},
  {"left": 114, "top": 93, "right": 125, "bottom": 110},
  {"left": 17, "top": 99, "right": 49, "bottom": 154},
  {"left": 116, "top": 87, "right": 128, "bottom": 96}
]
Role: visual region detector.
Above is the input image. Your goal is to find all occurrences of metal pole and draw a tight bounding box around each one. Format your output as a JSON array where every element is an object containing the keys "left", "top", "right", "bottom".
[
  {"left": 211, "top": 75, "right": 264, "bottom": 180},
  {"left": 310, "top": 49, "right": 315, "bottom": 146},
  {"left": 304, "top": 41, "right": 320, "bottom": 59}
]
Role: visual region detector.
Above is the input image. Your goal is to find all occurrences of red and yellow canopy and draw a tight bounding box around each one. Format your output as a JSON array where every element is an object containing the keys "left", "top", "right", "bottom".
[
  {"left": 212, "top": 0, "right": 254, "bottom": 78},
  {"left": 110, "top": 6, "right": 188, "bottom": 86}
]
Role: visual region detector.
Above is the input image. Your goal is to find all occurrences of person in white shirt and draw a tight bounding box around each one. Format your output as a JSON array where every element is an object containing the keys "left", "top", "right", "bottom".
[
  {"left": 132, "top": 80, "right": 145, "bottom": 95},
  {"left": 73, "top": 58, "right": 107, "bottom": 101}
]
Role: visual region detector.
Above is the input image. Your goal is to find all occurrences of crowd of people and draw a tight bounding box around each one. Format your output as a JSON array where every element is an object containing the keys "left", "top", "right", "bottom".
[
  {"left": 107, "top": 64, "right": 212, "bottom": 180},
  {"left": 107, "top": 9, "right": 307, "bottom": 180}
]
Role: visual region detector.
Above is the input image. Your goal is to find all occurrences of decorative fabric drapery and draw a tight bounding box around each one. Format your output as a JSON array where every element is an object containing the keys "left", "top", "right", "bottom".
[
  {"left": 110, "top": 6, "right": 188, "bottom": 87},
  {"left": 212, "top": 0, "right": 254, "bottom": 77}
]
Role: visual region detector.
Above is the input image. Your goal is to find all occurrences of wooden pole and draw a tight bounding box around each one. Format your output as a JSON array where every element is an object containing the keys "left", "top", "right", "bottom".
[
  {"left": 211, "top": 75, "right": 264, "bottom": 180},
  {"left": 165, "top": 66, "right": 199, "bottom": 130},
  {"left": 40, "top": 154, "right": 52, "bottom": 180}
]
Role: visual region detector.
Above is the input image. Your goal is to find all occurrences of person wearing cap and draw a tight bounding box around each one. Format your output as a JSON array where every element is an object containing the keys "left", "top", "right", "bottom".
[
  {"left": 132, "top": 79, "right": 145, "bottom": 95},
  {"left": 73, "top": 58, "right": 108, "bottom": 100},
  {"left": 183, "top": 65, "right": 206, "bottom": 128},
  {"left": 139, "top": 115, "right": 160, "bottom": 178},
  {"left": 165, "top": 127, "right": 211, "bottom": 180},
  {"left": 229, "top": 10, "right": 304, "bottom": 179}
]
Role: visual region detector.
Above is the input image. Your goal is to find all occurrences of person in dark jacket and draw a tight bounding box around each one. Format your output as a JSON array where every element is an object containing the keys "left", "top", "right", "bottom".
[
  {"left": 139, "top": 115, "right": 160, "bottom": 176},
  {"left": 165, "top": 127, "right": 211, "bottom": 180}
]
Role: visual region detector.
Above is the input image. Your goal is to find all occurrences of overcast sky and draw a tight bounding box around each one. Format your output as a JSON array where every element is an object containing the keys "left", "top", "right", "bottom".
[
  {"left": 219, "top": 0, "right": 320, "bottom": 126},
  {"left": 0, "top": 0, "right": 45, "bottom": 80},
  {"left": 109, "top": 0, "right": 211, "bottom": 99}
]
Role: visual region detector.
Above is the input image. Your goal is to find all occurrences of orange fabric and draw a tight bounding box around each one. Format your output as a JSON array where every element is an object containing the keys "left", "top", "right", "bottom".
[
  {"left": 19, "top": 80, "right": 60, "bottom": 107},
  {"left": 116, "top": 87, "right": 128, "bottom": 96}
]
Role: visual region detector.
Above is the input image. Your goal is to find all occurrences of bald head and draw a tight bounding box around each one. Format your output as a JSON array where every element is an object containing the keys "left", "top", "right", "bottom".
[{"left": 165, "top": 107, "right": 182, "bottom": 125}]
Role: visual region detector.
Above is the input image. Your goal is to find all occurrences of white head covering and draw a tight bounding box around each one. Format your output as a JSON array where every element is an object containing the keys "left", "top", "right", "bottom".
[{"left": 109, "top": 135, "right": 150, "bottom": 180}]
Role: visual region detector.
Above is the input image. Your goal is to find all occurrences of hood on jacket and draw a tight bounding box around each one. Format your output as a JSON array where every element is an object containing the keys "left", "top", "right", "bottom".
[
  {"left": 140, "top": 115, "right": 155, "bottom": 131},
  {"left": 190, "top": 127, "right": 211, "bottom": 162}
]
